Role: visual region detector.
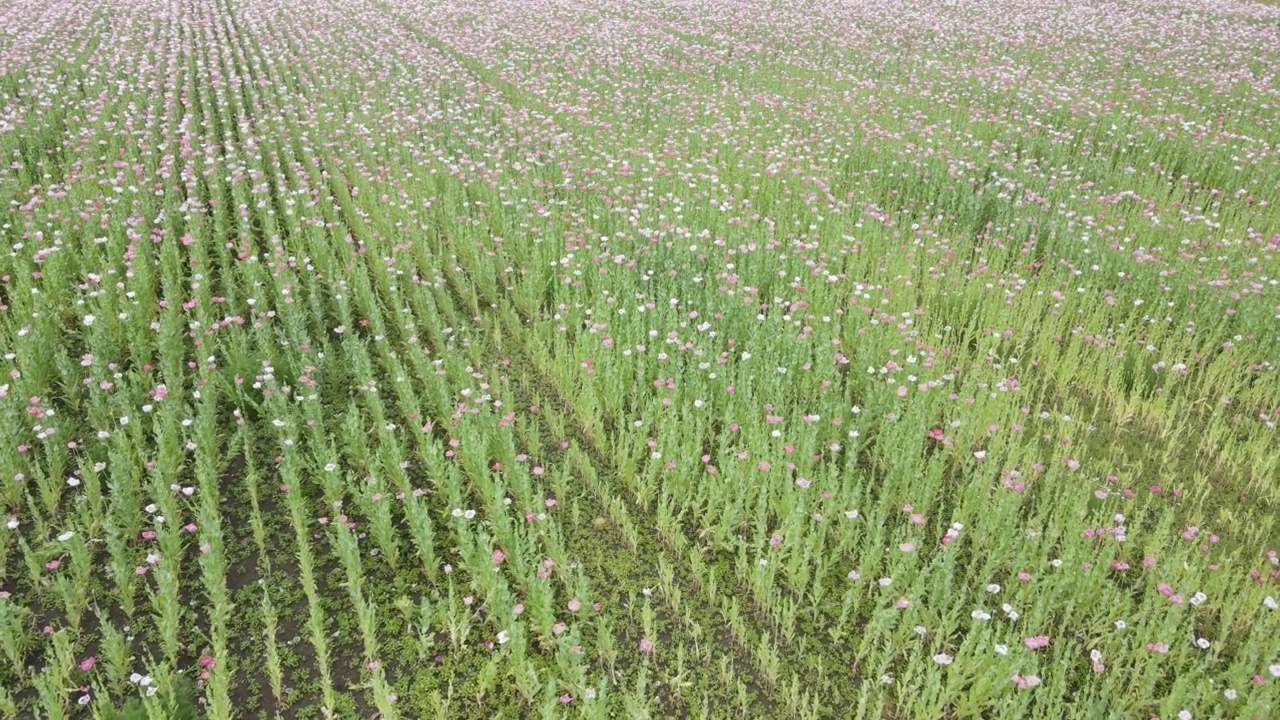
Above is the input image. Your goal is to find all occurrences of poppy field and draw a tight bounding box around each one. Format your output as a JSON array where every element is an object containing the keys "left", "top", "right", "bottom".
[{"left": 1, "top": 0, "right": 1279, "bottom": 717}]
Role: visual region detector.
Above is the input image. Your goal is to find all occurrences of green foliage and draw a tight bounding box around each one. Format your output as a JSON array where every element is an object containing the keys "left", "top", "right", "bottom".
[{"left": 2, "top": 0, "right": 1279, "bottom": 717}]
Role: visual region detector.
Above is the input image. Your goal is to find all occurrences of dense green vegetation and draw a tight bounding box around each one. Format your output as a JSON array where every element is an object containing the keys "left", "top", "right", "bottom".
[{"left": 1, "top": 0, "right": 1278, "bottom": 717}]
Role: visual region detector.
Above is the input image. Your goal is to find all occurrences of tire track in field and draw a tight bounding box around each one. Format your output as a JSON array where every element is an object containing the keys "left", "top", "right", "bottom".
[
  {"left": 352, "top": 3, "right": 836, "bottom": 714},
  {"left": 405, "top": 188, "right": 819, "bottom": 714},
  {"left": 360, "top": 3, "right": 849, "bottom": 710}
]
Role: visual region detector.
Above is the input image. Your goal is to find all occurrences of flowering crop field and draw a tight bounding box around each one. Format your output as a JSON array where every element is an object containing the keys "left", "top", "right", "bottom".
[{"left": 2, "top": 0, "right": 1280, "bottom": 717}]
